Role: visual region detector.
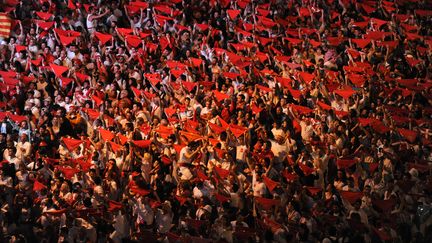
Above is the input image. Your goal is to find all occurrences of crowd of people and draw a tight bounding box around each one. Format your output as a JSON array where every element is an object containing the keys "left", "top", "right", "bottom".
[{"left": 0, "top": 0, "right": 431, "bottom": 242}]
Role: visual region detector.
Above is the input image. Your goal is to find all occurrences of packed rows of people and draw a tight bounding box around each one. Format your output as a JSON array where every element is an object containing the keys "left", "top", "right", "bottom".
[{"left": 0, "top": 0, "right": 431, "bottom": 242}]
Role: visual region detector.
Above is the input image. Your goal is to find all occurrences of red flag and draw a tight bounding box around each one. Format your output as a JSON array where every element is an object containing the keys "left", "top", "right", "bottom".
[
  {"left": 208, "top": 123, "right": 225, "bottom": 134},
  {"left": 182, "top": 81, "right": 197, "bottom": 92},
  {"left": 229, "top": 124, "right": 247, "bottom": 138},
  {"left": 288, "top": 88, "right": 302, "bottom": 99},
  {"left": 373, "top": 199, "right": 395, "bottom": 212},
  {"left": 92, "top": 95, "right": 103, "bottom": 107},
  {"left": 282, "top": 170, "right": 298, "bottom": 181},
  {"left": 306, "top": 187, "right": 322, "bottom": 196},
  {"left": 215, "top": 193, "right": 230, "bottom": 203},
  {"left": 170, "top": 69, "right": 185, "bottom": 78},
  {"left": 317, "top": 101, "right": 332, "bottom": 110},
  {"left": 30, "top": 58, "right": 42, "bottom": 66},
  {"left": 256, "top": 84, "right": 272, "bottom": 93},
  {"left": 76, "top": 156, "right": 92, "bottom": 172},
  {"left": 68, "top": 0, "right": 76, "bottom": 10},
  {"left": 357, "top": 118, "right": 376, "bottom": 127},
  {"left": 36, "top": 21, "right": 55, "bottom": 30},
  {"left": 130, "top": 186, "right": 150, "bottom": 196},
  {"left": 36, "top": 12, "right": 53, "bottom": 21},
  {"left": 179, "top": 131, "right": 203, "bottom": 142},
  {"left": 2, "top": 76, "right": 19, "bottom": 86},
  {"left": 333, "top": 89, "right": 356, "bottom": 99},
  {"left": 290, "top": 104, "right": 313, "bottom": 114},
  {"left": 337, "top": 158, "right": 357, "bottom": 169},
  {"left": 263, "top": 176, "right": 279, "bottom": 192},
  {"left": 15, "top": 45, "right": 26, "bottom": 52},
  {"left": 213, "top": 90, "right": 230, "bottom": 102},
  {"left": 369, "top": 163, "right": 379, "bottom": 173},
  {"left": 299, "top": 164, "right": 315, "bottom": 176},
  {"left": 108, "top": 141, "right": 122, "bottom": 153},
  {"left": 132, "top": 140, "right": 152, "bottom": 148},
  {"left": 217, "top": 116, "right": 229, "bottom": 129},
  {"left": 251, "top": 103, "right": 263, "bottom": 115},
  {"left": 108, "top": 200, "right": 123, "bottom": 211},
  {"left": 214, "top": 166, "right": 229, "bottom": 179},
  {"left": 75, "top": 72, "right": 90, "bottom": 82},
  {"left": 83, "top": 108, "right": 100, "bottom": 120},
  {"left": 99, "top": 128, "right": 115, "bottom": 141},
  {"left": 195, "top": 169, "right": 209, "bottom": 182},
  {"left": 116, "top": 28, "right": 133, "bottom": 36},
  {"left": 361, "top": 4, "right": 375, "bottom": 14},
  {"left": 130, "top": 1, "right": 149, "bottom": 9},
  {"left": 189, "top": 57, "right": 203, "bottom": 67},
  {"left": 227, "top": 9, "right": 241, "bottom": 19},
  {"left": 397, "top": 128, "right": 417, "bottom": 143},
  {"left": 195, "top": 23, "right": 209, "bottom": 31},
  {"left": 351, "top": 39, "right": 371, "bottom": 49},
  {"left": 62, "top": 137, "right": 83, "bottom": 151},
  {"left": 57, "top": 166, "right": 78, "bottom": 179},
  {"left": 339, "top": 191, "right": 363, "bottom": 204},
  {"left": 94, "top": 32, "right": 112, "bottom": 45},
  {"left": 50, "top": 64, "right": 69, "bottom": 77},
  {"left": 161, "top": 156, "right": 171, "bottom": 165},
  {"left": 299, "top": 7, "right": 310, "bottom": 17},
  {"left": 298, "top": 71, "right": 315, "bottom": 83},
  {"left": 371, "top": 121, "right": 390, "bottom": 134},
  {"left": 255, "top": 197, "right": 280, "bottom": 209},
  {"left": 125, "top": 35, "right": 142, "bottom": 48},
  {"left": 60, "top": 77, "right": 74, "bottom": 87},
  {"left": 33, "top": 180, "right": 47, "bottom": 191},
  {"left": 7, "top": 113, "right": 27, "bottom": 124},
  {"left": 175, "top": 195, "right": 188, "bottom": 205}
]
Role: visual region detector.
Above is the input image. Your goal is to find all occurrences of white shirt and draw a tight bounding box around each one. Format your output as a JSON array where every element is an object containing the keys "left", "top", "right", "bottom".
[
  {"left": 300, "top": 121, "right": 314, "bottom": 141},
  {"left": 236, "top": 145, "right": 247, "bottom": 162},
  {"left": 134, "top": 198, "right": 154, "bottom": 225},
  {"left": 155, "top": 209, "right": 173, "bottom": 233},
  {"left": 16, "top": 141, "right": 31, "bottom": 159},
  {"left": 86, "top": 14, "right": 95, "bottom": 29},
  {"left": 252, "top": 172, "right": 267, "bottom": 197}
]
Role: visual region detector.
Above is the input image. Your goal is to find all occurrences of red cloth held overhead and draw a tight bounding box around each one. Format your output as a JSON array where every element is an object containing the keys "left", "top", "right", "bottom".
[
  {"left": 108, "top": 141, "right": 122, "bottom": 153},
  {"left": 36, "top": 12, "right": 53, "bottom": 21},
  {"left": 226, "top": 9, "right": 241, "bottom": 19},
  {"left": 131, "top": 140, "right": 152, "bottom": 148},
  {"left": 33, "top": 180, "right": 47, "bottom": 191},
  {"left": 306, "top": 187, "right": 322, "bottom": 196},
  {"left": 214, "top": 166, "right": 229, "bottom": 179},
  {"left": 340, "top": 191, "right": 363, "bottom": 204},
  {"left": 94, "top": 32, "right": 112, "bottom": 45},
  {"left": 213, "top": 90, "right": 230, "bottom": 102},
  {"left": 49, "top": 64, "right": 69, "bottom": 77},
  {"left": 337, "top": 158, "right": 357, "bottom": 169},
  {"left": 255, "top": 197, "right": 280, "bottom": 209},
  {"left": 108, "top": 200, "right": 123, "bottom": 211},
  {"left": 62, "top": 137, "right": 83, "bottom": 151},
  {"left": 99, "top": 128, "right": 115, "bottom": 141},
  {"left": 263, "top": 176, "right": 279, "bottom": 192},
  {"left": 58, "top": 34, "right": 77, "bottom": 46},
  {"left": 334, "top": 89, "right": 356, "bottom": 99},
  {"left": 398, "top": 128, "right": 418, "bottom": 143}
]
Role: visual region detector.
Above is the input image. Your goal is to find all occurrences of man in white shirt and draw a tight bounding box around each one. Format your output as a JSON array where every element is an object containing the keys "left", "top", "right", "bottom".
[
  {"left": 15, "top": 133, "right": 31, "bottom": 162},
  {"left": 176, "top": 143, "right": 200, "bottom": 181},
  {"left": 5, "top": 147, "right": 23, "bottom": 170}
]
